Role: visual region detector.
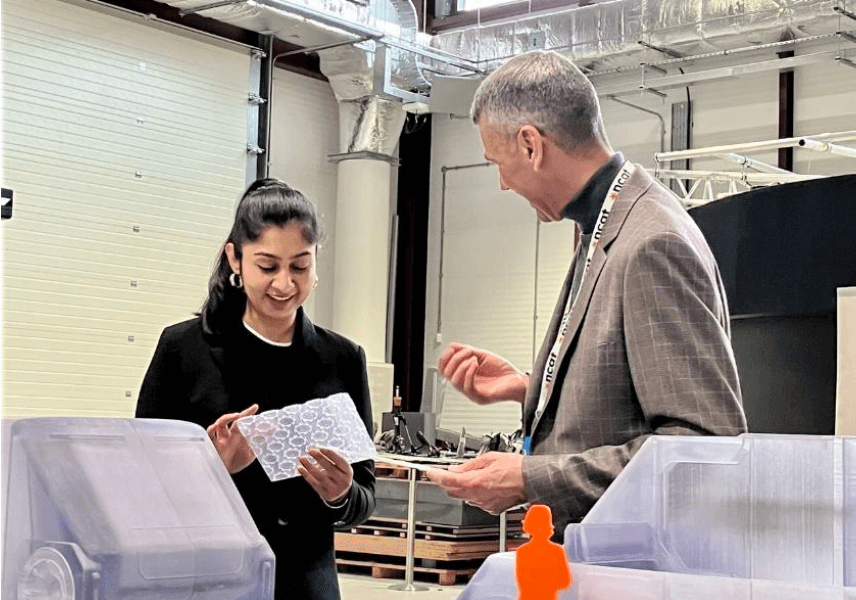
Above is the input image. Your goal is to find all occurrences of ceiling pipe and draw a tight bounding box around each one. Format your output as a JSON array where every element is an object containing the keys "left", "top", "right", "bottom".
[
  {"left": 715, "top": 153, "right": 794, "bottom": 175},
  {"left": 654, "top": 131, "right": 856, "bottom": 162},
  {"left": 607, "top": 96, "right": 665, "bottom": 154},
  {"left": 654, "top": 169, "right": 822, "bottom": 184},
  {"left": 798, "top": 138, "right": 856, "bottom": 158}
]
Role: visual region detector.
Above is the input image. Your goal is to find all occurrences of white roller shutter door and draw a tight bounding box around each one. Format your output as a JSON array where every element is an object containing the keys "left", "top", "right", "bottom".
[
  {"left": 1, "top": 0, "right": 251, "bottom": 417},
  {"left": 438, "top": 164, "right": 537, "bottom": 435},
  {"left": 427, "top": 116, "right": 578, "bottom": 436}
]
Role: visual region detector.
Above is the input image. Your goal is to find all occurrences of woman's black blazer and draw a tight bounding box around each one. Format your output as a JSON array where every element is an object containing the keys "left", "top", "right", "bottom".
[{"left": 136, "top": 308, "right": 376, "bottom": 600}]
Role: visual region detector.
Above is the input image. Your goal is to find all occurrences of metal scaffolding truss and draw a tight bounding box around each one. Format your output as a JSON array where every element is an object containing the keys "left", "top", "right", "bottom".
[{"left": 652, "top": 131, "right": 856, "bottom": 207}]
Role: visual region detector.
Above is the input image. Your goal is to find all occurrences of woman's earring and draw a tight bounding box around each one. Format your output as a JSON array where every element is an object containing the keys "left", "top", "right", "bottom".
[
  {"left": 229, "top": 273, "right": 243, "bottom": 289},
  {"left": 314, "top": 278, "right": 319, "bottom": 288}
]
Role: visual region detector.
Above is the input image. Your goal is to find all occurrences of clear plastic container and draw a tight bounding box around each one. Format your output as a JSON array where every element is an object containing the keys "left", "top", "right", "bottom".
[
  {"left": 563, "top": 434, "right": 856, "bottom": 587},
  {"left": 1, "top": 418, "right": 275, "bottom": 600},
  {"left": 458, "top": 552, "right": 856, "bottom": 600}
]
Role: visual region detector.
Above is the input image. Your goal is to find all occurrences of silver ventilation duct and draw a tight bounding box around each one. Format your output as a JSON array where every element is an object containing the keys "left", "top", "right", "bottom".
[
  {"left": 313, "top": 43, "right": 406, "bottom": 155},
  {"left": 161, "top": 0, "right": 847, "bottom": 114},
  {"left": 431, "top": 0, "right": 843, "bottom": 71},
  {"left": 167, "top": 0, "right": 417, "bottom": 46},
  {"left": 163, "top": 0, "right": 416, "bottom": 154}
]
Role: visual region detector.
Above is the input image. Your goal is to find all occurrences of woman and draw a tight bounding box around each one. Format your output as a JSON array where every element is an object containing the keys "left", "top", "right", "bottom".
[{"left": 136, "top": 179, "right": 376, "bottom": 600}]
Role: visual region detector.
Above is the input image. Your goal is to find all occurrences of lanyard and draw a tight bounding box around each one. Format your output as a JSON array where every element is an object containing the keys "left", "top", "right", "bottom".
[{"left": 532, "top": 162, "right": 636, "bottom": 422}]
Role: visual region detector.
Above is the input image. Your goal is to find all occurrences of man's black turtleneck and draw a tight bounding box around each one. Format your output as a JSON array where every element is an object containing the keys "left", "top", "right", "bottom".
[
  {"left": 560, "top": 151, "right": 625, "bottom": 303},
  {"left": 560, "top": 151, "right": 625, "bottom": 234}
]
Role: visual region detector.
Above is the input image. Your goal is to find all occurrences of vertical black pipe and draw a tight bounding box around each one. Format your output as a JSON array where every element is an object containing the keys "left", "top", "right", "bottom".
[
  {"left": 670, "top": 100, "right": 692, "bottom": 196},
  {"left": 392, "top": 115, "right": 432, "bottom": 412},
  {"left": 778, "top": 50, "right": 795, "bottom": 171}
]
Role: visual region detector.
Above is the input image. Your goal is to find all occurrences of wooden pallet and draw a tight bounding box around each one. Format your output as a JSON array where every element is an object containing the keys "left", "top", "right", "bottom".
[
  {"left": 337, "top": 556, "right": 478, "bottom": 586},
  {"left": 349, "top": 517, "right": 523, "bottom": 541},
  {"left": 369, "top": 513, "right": 525, "bottom": 526},
  {"left": 375, "top": 462, "right": 431, "bottom": 480},
  {"left": 335, "top": 531, "right": 525, "bottom": 561}
]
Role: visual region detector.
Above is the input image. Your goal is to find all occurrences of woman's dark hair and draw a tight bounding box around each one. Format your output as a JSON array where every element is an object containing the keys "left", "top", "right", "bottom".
[{"left": 200, "top": 178, "right": 322, "bottom": 335}]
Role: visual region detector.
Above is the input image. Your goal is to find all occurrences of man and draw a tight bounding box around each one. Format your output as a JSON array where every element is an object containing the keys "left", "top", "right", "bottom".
[{"left": 426, "top": 51, "right": 747, "bottom": 538}]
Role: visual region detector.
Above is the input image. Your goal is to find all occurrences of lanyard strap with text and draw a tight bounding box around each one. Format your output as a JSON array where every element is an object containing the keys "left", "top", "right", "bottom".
[{"left": 532, "top": 162, "right": 636, "bottom": 420}]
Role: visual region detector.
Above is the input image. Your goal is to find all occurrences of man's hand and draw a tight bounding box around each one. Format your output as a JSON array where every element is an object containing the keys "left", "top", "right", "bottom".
[
  {"left": 425, "top": 452, "right": 526, "bottom": 514},
  {"left": 207, "top": 404, "right": 259, "bottom": 474},
  {"left": 439, "top": 343, "right": 528, "bottom": 405},
  {"left": 297, "top": 448, "right": 353, "bottom": 506}
]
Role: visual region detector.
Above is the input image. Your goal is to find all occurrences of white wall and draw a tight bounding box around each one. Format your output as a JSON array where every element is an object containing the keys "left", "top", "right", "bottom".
[
  {"left": 268, "top": 70, "right": 340, "bottom": 329},
  {"left": 424, "top": 116, "right": 578, "bottom": 434},
  {"left": 794, "top": 60, "right": 856, "bottom": 174},
  {"left": 599, "top": 56, "right": 856, "bottom": 182},
  {"left": 425, "top": 50, "right": 856, "bottom": 436},
  {"left": 267, "top": 70, "right": 398, "bottom": 429},
  {"left": 837, "top": 287, "right": 856, "bottom": 436},
  {"left": 1, "top": 0, "right": 250, "bottom": 417}
]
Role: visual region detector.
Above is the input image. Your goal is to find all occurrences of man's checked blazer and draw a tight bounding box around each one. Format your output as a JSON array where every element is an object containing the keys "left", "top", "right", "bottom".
[{"left": 521, "top": 164, "right": 748, "bottom": 537}]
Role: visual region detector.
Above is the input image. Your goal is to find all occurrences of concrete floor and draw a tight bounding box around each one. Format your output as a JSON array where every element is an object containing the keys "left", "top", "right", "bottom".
[{"left": 339, "top": 572, "right": 466, "bottom": 600}]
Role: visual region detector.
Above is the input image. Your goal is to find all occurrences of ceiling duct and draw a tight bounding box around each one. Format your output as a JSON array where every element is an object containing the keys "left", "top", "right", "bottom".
[
  {"left": 162, "top": 0, "right": 427, "bottom": 154},
  {"left": 161, "top": 0, "right": 848, "bottom": 112},
  {"left": 431, "top": 0, "right": 845, "bottom": 72}
]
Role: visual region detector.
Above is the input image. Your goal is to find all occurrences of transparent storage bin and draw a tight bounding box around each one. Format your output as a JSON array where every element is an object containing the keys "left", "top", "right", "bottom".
[
  {"left": 1, "top": 418, "right": 275, "bottom": 600},
  {"left": 564, "top": 434, "right": 856, "bottom": 587},
  {"left": 458, "top": 552, "right": 856, "bottom": 600}
]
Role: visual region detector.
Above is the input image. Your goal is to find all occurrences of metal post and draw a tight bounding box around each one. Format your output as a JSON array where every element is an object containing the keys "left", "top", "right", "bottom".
[
  {"left": 246, "top": 47, "right": 264, "bottom": 188},
  {"left": 385, "top": 214, "right": 399, "bottom": 365},
  {"left": 389, "top": 467, "right": 428, "bottom": 591},
  {"left": 499, "top": 510, "right": 508, "bottom": 553},
  {"left": 404, "top": 467, "right": 418, "bottom": 586},
  {"left": 257, "top": 35, "right": 274, "bottom": 181}
]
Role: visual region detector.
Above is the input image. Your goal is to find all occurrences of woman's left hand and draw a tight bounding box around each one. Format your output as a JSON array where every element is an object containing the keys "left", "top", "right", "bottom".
[{"left": 297, "top": 448, "right": 353, "bottom": 505}]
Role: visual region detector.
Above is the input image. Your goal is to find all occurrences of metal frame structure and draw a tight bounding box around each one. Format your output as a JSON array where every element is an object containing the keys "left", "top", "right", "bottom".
[{"left": 652, "top": 131, "right": 856, "bottom": 207}]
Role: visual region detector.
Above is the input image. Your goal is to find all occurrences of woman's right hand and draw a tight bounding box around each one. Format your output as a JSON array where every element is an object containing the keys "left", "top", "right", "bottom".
[
  {"left": 207, "top": 404, "right": 259, "bottom": 474},
  {"left": 438, "top": 343, "right": 528, "bottom": 405}
]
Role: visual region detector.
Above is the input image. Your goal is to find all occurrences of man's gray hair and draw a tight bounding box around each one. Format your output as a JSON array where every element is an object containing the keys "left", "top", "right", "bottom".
[{"left": 471, "top": 51, "right": 607, "bottom": 154}]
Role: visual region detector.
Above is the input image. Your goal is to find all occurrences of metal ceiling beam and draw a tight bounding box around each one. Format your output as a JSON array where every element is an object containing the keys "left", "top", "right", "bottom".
[
  {"left": 594, "top": 51, "right": 847, "bottom": 98},
  {"left": 272, "top": 36, "right": 377, "bottom": 60},
  {"left": 638, "top": 40, "right": 683, "bottom": 58},
  {"left": 179, "top": 0, "right": 241, "bottom": 16}
]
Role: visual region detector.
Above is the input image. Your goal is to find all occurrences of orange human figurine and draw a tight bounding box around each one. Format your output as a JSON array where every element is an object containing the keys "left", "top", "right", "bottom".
[{"left": 515, "top": 504, "right": 573, "bottom": 600}]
